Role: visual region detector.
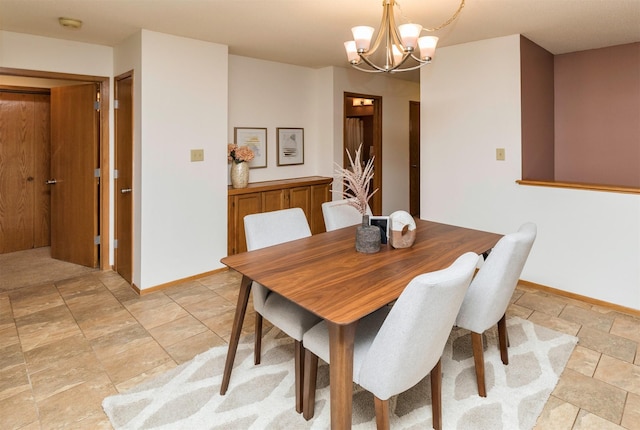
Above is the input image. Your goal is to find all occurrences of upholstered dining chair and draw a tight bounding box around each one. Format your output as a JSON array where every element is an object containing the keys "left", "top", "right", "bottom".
[
  {"left": 321, "top": 198, "right": 372, "bottom": 231},
  {"left": 242, "top": 208, "right": 322, "bottom": 413},
  {"left": 302, "top": 252, "right": 479, "bottom": 430},
  {"left": 455, "top": 222, "right": 537, "bottom": 397}
]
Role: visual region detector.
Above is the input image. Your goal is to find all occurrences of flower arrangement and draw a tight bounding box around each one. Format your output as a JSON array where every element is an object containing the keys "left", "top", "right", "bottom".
[
  {"left": 227, "top": 143, "right": 255, "bottom": 164},
  {"left": 334, "top": 144, "right": 378, "bottom": 215}
]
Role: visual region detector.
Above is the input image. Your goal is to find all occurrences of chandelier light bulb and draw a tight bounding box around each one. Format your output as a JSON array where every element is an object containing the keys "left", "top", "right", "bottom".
[
  {"left": 351, "top": 26, "right": 375, "bottom": 52},
  {"left": 398, "top": 24, "right": 423, "bottom": 50},
  {"left": 344, "top": 41, "right": 360, "bottom": 64},
  {"left": 418, "top": 36, "right": 439, "bottom": 61}
]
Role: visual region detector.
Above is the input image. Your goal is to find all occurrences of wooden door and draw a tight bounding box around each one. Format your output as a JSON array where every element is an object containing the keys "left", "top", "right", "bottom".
[
  {"left": 50, "top": 84, "right": 99, "bottom": 267},
  {"left": 0, "top": 90, "right": 50, "bottom": 253},
  {"left": 409, "top": 101, "right": 420, "bottom": 217},
  {"left": 115, "top": 73, "right": 134, "bottom": 283}
]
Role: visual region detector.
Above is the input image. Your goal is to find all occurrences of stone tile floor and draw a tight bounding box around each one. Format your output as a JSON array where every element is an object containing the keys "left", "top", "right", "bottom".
[{"left": 1, "top": 267, "right": 639, "bottom": 429}]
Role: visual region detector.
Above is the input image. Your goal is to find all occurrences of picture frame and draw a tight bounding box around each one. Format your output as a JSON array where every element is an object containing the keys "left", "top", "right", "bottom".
[
  {"left": 369, "top": 215, "right": 390, "bottom": 244},
  {"left": 277, "top": 127, "right": 304, "bottom": 166},
  {"left": 234, "top": 127, "right": 267, "bottom": 168}
]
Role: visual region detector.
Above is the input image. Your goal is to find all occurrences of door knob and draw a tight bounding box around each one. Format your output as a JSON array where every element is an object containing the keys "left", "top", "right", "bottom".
[
  {"left": 411, "top": 165, "right": 418, "bottom": 168},
  {"left": 45, "top": 179, "right": 57, "bottom": 185},
  {"left": 120, "top": 188, "right": 132, "bottom": 194}
]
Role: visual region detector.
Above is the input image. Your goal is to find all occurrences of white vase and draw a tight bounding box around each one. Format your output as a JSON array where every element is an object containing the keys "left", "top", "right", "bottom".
[{"left": 230, "top": 161, "right": 249, "bottom": 188}]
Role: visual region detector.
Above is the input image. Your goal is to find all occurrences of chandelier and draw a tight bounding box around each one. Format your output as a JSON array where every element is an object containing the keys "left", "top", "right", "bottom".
[{"left": 344, "top": 0, "right": 465, "bottom": 73}]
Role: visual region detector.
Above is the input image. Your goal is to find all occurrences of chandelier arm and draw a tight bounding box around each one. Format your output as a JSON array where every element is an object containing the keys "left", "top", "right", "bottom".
[
  {"left": 409, "top": 53, "right": 430, "bottom": 64},
  {"left": 388, "top": 51, "right": 414, "bottom": 72},
  {"left": 423, "top": 0, "right": 466, "bottom": 32},
  {"left": 392, "top": 62, "right": 430, "bottom": 73},
  {"left": 358, "top": 54, "right": 393, "bottom": 72},
  {"left": 350, "top": 64, "right": 387, "bottom": 73},
  {"left": 366, "top": 0, "right": 393, "bottom": 56}
]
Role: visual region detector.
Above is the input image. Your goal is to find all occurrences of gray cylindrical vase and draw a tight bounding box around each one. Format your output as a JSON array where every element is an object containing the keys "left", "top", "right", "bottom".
[{"left": 356, "top": 215, "right": 381, "bottom": 253}]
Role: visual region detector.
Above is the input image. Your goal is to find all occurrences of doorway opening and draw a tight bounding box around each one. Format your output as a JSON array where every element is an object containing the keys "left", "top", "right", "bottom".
[
  {"left": 343, "top": 92, "right": 382, "bottom": 215},
  {"left": 409, "top": 100, "right": 420, "bottom": 217},
  {"left": 0, "top": 67, "right": 110, "bottom": 272}
]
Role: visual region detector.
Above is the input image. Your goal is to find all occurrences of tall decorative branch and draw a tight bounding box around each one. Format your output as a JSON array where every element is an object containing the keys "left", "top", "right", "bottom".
[{"left": 333, "top": 144, "right": 378, "bottom": 215}]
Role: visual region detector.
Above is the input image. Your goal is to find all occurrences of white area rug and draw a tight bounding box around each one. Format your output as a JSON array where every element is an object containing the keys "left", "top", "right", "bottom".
[{"left": 103, "top": 317, "right": 577, "bottom": 429}]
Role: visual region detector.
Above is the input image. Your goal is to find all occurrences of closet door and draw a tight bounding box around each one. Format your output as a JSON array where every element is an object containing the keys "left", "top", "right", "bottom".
[{"left": 0, "top": 91, "right": 50, "bottom": 253}]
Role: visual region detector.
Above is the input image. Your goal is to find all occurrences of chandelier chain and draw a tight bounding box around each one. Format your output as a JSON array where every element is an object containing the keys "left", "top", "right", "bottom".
[{"left": 422, "top": 0, "right": 466, "bottom": 32}]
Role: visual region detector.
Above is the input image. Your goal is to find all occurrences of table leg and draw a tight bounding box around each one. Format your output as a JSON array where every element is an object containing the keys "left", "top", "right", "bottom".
[
  {"left": 220, "top": 275, "right": 253, "bottom": 395},
  {"left": 328, "top": 321, "right": 357, "bottom": 429}
]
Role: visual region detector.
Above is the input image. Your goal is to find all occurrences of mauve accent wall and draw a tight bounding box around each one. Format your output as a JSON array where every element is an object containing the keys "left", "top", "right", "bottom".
[
  {"left": 520, "top": 36, "right": 555, "bottom": 181},
  {"left": 554, "top": 42, "right": 640, "bottom": 187}
]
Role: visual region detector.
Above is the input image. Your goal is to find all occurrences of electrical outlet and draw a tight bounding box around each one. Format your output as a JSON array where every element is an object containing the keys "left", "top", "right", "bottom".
[
  {"left": 496, "top": 148, "right": 505, "bottom": 161},
  {"left": 190, "top": 149, "right": 204, "bottom": 162}
]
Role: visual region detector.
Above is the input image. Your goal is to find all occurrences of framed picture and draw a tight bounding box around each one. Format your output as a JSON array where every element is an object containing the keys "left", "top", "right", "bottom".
[
  {"left": 369, "top": 215, "right": 390, "bottom": 244},
  {"left": 277, "top": 127, "right": 304, "bottom": 166},
  {"left": 234, "top": 127, "right": 267, "bottom": 168}
]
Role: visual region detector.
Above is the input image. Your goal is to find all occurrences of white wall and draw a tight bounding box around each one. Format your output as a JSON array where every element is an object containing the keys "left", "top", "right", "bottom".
[
  {"left": 228, "top": 56, "right": 320, "bottom": 182},
  {"left": 421, "top": 35, "right": 640, "bottom": 310},
  {"left": 135, "top": 31, "right": 229, "bottom": 289},
  {"left": 329, "top": 67, "right": 420, "bottom": 215},
  {"left": 0, "top": 31, "right": 113, "bottom": 76},
  {"left": 227, "top": 58, "right": 419, "bottom": 216}
]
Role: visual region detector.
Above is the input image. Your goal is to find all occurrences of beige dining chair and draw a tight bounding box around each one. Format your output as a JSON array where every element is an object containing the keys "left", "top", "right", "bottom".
[
  {"left": 301, "top": 252, "right": 479, "bottom": 430},
  {"left": 242, "top": 207, "right": 322, "bottom": 413},
  {"left": 321, "top": 198, "right": 372, "bottom": 231},
  {"left": 455, "top": 222, "right": 537, "bottom": 397}
]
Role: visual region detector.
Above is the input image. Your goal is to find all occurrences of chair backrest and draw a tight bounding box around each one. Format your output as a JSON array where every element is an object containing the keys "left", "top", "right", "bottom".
[
  {"left": 455, "top": 222, "right": 537, "bottom": 334},
  {"left": 244, "top": 208, "right": 312, "bottom": 251},
  {"left": 357, "top": 252, "right": 479, "bottom": 400},
  {"left": 322, "top": 198, "right": 372, "bottom": 231},
  {"left": 244, "top": 208, "right": 312, "bottom": 312}
]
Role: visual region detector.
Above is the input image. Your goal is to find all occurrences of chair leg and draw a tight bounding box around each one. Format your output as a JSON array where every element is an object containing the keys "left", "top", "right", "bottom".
[
  {"left": 497, "top": 314, "right": 509, "bottom": 365},
  {"left": 254, "top": 313, "right": 263, "bottom": 365},
  {"left": 471, "top": 331, "right": 487, "bottom": 397},
  {"left": 430, "top": 358, "right": 442, "bottom": 430},
  {"left": 294, "top": 340, "right": 304, "bottom": 414},
  {"left": 302, "top": 350, "right": 318, "bottom": 420},
  {"left": 373, "top": 396, "right": 390, "bottom": 430}
]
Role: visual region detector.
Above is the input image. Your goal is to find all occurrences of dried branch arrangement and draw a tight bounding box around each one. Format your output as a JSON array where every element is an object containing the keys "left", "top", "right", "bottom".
[{"left": 334, "top": 144, "right": 378, "bottom": 215}]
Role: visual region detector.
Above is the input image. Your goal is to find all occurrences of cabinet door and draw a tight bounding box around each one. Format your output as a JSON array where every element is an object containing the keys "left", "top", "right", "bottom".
[
  {"left": 228, "top": 192, "right": 261, "bottom": 254},
  {"left": 289, "top": 186, "right": 311, "bottom": 221},
  {"left": 310, "top": 183, "right": 331, "bottom": 234},
  {"left": 262, "top": 189, "right": 287, "bottom": 213}
]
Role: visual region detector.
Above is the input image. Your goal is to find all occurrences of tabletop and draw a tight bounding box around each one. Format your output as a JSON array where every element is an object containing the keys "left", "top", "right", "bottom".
[{"left": 221, "top": 219, "right": 502, "bottom": 325}]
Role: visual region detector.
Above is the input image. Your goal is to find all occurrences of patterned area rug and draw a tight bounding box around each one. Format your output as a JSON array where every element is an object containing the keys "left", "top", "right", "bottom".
[{"left": 103, "top": 317, "right": 577, "bottom": 429}]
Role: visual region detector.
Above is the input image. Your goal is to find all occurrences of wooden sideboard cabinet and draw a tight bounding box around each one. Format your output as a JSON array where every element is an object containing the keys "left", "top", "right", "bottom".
[{"left": 227, "top": 176, "right": 333, "bottom": 255}]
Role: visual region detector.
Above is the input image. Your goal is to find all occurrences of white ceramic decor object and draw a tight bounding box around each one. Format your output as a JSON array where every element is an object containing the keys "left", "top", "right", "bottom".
[{"left": 388, "top": 210, "right": 417, "bottom": 249}]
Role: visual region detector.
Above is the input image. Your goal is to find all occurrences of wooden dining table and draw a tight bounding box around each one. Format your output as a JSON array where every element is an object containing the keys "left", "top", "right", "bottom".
[{"left": 219, "top": 219, "right": 502, "bottom": 429}]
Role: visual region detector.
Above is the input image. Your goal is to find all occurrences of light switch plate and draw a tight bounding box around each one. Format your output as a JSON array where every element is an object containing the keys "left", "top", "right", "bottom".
[
  {"left": 191, "top": 149, "right": 204, "bottom": 162},
  {"left": 496, "top": 148, "right": 506, "bottom": 161}
]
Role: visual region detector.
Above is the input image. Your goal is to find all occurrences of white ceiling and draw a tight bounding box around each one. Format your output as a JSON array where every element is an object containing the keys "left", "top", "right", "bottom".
[{"left": 1, "top": 0, "right": 639, "bottom": 77}]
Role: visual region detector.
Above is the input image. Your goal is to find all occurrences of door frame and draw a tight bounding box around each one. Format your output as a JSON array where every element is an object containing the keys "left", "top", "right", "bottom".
[
  {"left": 343, "top": 92, "right": 383, "bottom": 215},
  {"left": 409, "top": 100, "right": 420, "bottom": 217},
  {"left": 0, "top": 67, "right": 111, "bottom": 270},
  {"left": 114, "top": 70, "right": 134, "bottom": 283}
]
